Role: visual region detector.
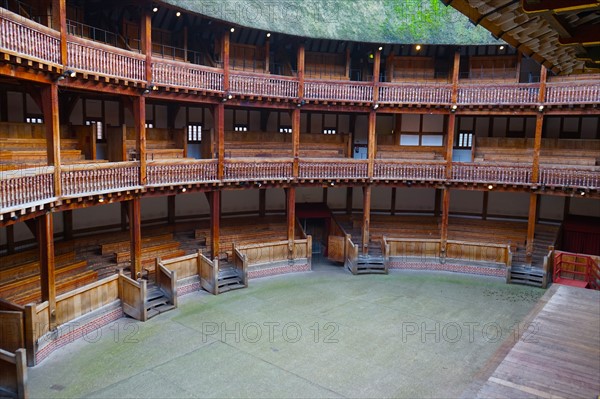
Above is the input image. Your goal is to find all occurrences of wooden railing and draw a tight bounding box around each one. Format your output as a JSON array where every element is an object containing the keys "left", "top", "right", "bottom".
[
  {"left": 305, "top": 79, "right": 373, "bottom": 102},
  {"left": 156, "top": 260, "right": 177, "bottom": 308},
  {"left": 67, "top": 35, "right": 145, "bottom": 82},
  {"left": 223, "top": 159, "right": 293, "bottom": 181},
  {"left": 146, "top": 159, "right": 218, "bottom": 186},
  {"left": 384, "top": 237, "right": 511, "bottom": 267},
  {"left": 539, "top": 166, "right": 600, "bottom": 189},
  {"left": 299, "top": 159, "right": 368, "bottom": 179},
  {"left": 118, "top": 271, "right": 146, "bottom": 321},
  {"left": 344, "top": 235, "right": 359, "bottom": 274},
  {"left": 0, "top": 348, "right": 27, "bottom": 399},
  {"left": 453, "top": 162, "right": 532, "bottom": 185},
  {"left": 374, "top": 160, "right": 445, "bottom": 181},
  {"left": 545, "top": 82, "right": 600, "bottom": 104},
  {"left": 55, "top": 274, "right": 119, "bottom": 325},
  {"left": 230, "top": 72, "right": 298, "bottom": 98},
  {"left": 379, "top": 83, "right": 451, "bottom": 104},
  {"left": 199, "top": 252, "right": 218, "bottom": 295},
  {"left": 553, "top": 250, "right": 599, "bottom": 289},
  {"left": 1, "top": 166, "right": 55, "bottom": 210},
  {"left": 152, "top": 59, "right": 223, "bottom": 92},
  {"left": 61, "top": 161, "right": 140, "bottom": 197},
  {"left": 457, "top": 83, "right": 539, "bottom": 105},
  {"left": 232, "top": 246, "right": 249, "bottom": 288},
  {"left": 0, "top": 7, "right": 61, "bottom": 65},
  {"left": 234, "top": 239, "right": 311, "bottom": 268}
]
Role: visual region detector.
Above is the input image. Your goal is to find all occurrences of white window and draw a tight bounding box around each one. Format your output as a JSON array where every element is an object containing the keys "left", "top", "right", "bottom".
[
  {"left": 187, "top": 125, "right": 202, "bottom": 142},
  {"left": 25, "top": 117, "right": 43, "bottom": 124},
  {"left": 456, "top": 132, "right": 473, "bottom": 148},
  {"left": 323, "top": 128, "right": 336, "bottom": 135},
  {"left": 234, "top": 125, "right": 248, "bottom": 132},
  {"left": 421, "top": 135, "right": 444, "bottom": 147},
  {"left": 85, "top": 120, "right": 104, "bottom": 141},
  {"left": 145, "top": 122, "right": 154, "bottom": 129},
  {"left": 400, "top": 134, "right": 420, "bottom": 146},
  {"left": 279, "top": 126, "right": 292, "bottom": 134}
]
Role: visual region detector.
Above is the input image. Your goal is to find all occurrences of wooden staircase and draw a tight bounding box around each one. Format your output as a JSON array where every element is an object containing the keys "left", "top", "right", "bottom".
[
  {"left": 217, "top": 263, "right": 246, "bottom": 293},
  {"left": 509, "top": 224, "right": 560, "bottom": 288},
  {"left": 145, "top": 283, "right": 175, "bottom": 319},
  {"left": 355, "top": 253, "right": 388, "bottom": 274}
]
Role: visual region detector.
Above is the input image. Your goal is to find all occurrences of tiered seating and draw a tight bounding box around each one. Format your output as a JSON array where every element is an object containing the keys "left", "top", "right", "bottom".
[
  {"left": 123, "top": 128, "right": 186, "bottom": 161},
  {"left": 305, "top": 52, "right": 347, "bottom": 80},
  {"left": 230, "top": 43, "right": 266, "bottom": 72},
  {"left": 0, "top": 252, "right": 95, "bottom": 306},
  {"left": 474, "top": 138, "right": 600, "bottom": 166},
  {"left": 105, "top": 234, "right": 185, "bottom": 269},
  {"left": 0, "top": 138, "right": 89, "bottom": 169},
  {"left": 194, "top": 216, "right": 288, "bottom": 260},
  {"left": 376, "top": 145, "right": 444, "bottom": 160}
]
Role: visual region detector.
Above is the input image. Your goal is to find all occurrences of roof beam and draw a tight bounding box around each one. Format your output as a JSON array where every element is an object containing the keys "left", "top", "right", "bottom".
[
  {"left": 522, "top": 0, "right": 600, "bottom": 14},
  {"left": 558, "top": 25, "right": 600, "bottom": 46}
]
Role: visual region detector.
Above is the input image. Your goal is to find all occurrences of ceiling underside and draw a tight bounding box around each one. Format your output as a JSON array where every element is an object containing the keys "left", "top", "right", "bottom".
[{"left": 444, "top": 0, "right": 600, "bottom": 75}]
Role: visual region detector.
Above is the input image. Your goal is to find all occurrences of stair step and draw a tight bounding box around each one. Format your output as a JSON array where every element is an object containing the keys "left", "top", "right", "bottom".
[
  {"left": 147, "top": 288, "right": 163, "bottom": 301},
  {"left": 219, "top": 283, "right": 245, "bottom": 293},
  {"left": 146, "top": 297, "right": 168, "bottom": 309},
  {"left": 146, "top": 308, "right": 160, "bottom": 319},
  {"left": 218, "top": 277, "right": 243, "bottom": 288},
  {"left": 219, "top": 267, "right": 239, "bottom": 280}
]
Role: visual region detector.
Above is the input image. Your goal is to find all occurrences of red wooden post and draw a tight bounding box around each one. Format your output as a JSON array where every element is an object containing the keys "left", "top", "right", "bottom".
[
  {"left": 297, "top": 44, "right": 305, "bottom": 99},
  {"left": 39, "top": 212, "right": 56, "bottom": 329},
  {"left": 42, "top": 84, "right": 62, "bottom": 197},
  {"left": 222, "top": 31, "right": 230, "bottom": 92},
  {"left": 210, "top": 191, "right": 221, "bottom": 259},
  {"left": 214, "top": 103, "right": 225, "bottom": 179},
  {"left": 526, "top": 193, "right": 538, "bottom": 263},
  {"left": 52, "top": 0, "right": 67, "bottom": 67},
  {"left": 362, "top": 186, "right": 372, "bottom": 255},
  {"left": 129, "top": 198, "right": 142, "bottom": 279},
  {"left": 292, "top": 107, "right": 300, "bottom": 177},
  {"left": 440, "top": 188, "right": 450, "bottom": 258},
  {"left": 372, "top": 47, "right": 381, "bottom": 103},
  {"left": 286, "top": 187, "right": 296, "bottom": 258},
  {"left": 141, "top": 6, "right": 152, "bottom": 84},
  {"left": 367, "top": 110, "right": 376, "bottom": 178},
  {"left": 133, "top": 96, "right": 147, "bottom": 185}
]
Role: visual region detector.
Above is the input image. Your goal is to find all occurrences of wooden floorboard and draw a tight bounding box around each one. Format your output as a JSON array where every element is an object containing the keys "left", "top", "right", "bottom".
[{"left": 476, "top": 285, "right": 600, "bottom": 399}]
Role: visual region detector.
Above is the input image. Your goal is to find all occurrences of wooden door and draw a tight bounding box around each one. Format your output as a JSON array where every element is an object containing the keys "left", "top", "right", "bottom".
[{"left": 328, "top": 235, "right": 345, "bottom": 263}]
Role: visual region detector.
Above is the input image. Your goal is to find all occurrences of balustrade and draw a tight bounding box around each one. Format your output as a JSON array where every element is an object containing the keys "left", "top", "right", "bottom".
[
  {"left": 0, "top": 166, "right": 54, "bottom": 209},
  {"left": 374, "top": 161, "right": 445, "bottom": 181},
  {"left": 379, "top": 83, "right": 451, "bottom": 104},
  {"left": 540, "top": 167, "right": 600, "bottom": 189},
  {"left": 453, "top": 162, "right": 532, "bottom": 185},
  {"left": 60, "top": 162, "right": 140, "bottom": 197},
  {"left": 229, "top": 72, "right": 298, "bottom": 98},
  {"left": 146, "top": 159, "right": 218, "bottom": 186},
  {"left": 457, "top": 83, "right": 539, "bottom": 105},
  {"left": 223, "top": 159, "right": 293, "bottom": 181},
  {"left": 0, "top": 8, "right": 60, "bottom": 64},
  {"left": 545, "top": 82, "right": 600, "bottom": 104},
  {"left": 152, "top": 60, "right": 223, "bottom": 92},
  {"left": 299, "top": 159, "right": 368, "bottom": 179},
  {"left": 305, "top": 80, "right": 373, "bottom": 102},
  {"left": 67, "top": 37, "right": 145, "bottom": 81}
]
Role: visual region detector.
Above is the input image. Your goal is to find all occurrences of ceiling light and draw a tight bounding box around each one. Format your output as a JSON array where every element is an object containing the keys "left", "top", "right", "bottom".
[
  {"left": 415, "top": 45, "right": 421, "bottom": 51},
  {"left": 266, "top": 32, "right": 271, "bottom": 38},
  {"left": 488, "top": 185, "right": 493, "bottom": 190},
  {"left": 499, "top": 45, "right": 505, "bottom": 50},
  {"left": 98, "top": 197, "right": 104, "bottom": 203},
  {"left": 181, "top": 187, "right": 186, "bottom": 193},
  {"left": 373, "top": 103, "right": 379, "bottom": 110},
  {"left": 538, "top": 105, "right": 544, "bottom": 112},
  {"left": 176, "top": 11, "right": 181, "bottom": 17},
  {"left": 152, "top": 7, "right": 158, "bottom": 12},
  {"left": 378, "top": 46, "right": 383, "bottom": 51},
  {"left": 230, "top": 27, "right": 235, "bottom": 33}
]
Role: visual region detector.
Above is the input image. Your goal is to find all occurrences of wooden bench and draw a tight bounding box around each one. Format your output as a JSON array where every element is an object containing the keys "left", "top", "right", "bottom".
[
  {"left": 11, "top": 270, "right": 98, "bottom": 306},
  {"left": 0, "top": 252, "right": 76, "bottom": 282},
  {"left": 100, "top": 233, "right": 174, "bottom": 255},
  {"left": 114, "top": 242, "right": 182, "bottom": 264}
]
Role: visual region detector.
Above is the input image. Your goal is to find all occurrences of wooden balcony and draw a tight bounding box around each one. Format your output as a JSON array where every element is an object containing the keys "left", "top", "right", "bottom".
[
  {"left": 457, "top": 83, "right": 539, "bottom": 105},
  {"left": 299, "top": 159, "right": 369, "bottom": 180},
  {"left": 152, "top": 59, "right": 223, "bottom": 93},
  {"left": 0, "top": 166, "right": 54, "bottom": 211},
  {"left": 146, "top": 159, "right": 218, "bottom": 186},
  {"left": 223, "top": 159, "right": 293, "bottom": 182},
  {"left": 304, "top": 80, "right": 373, "bottom": 103},
  {"left": 540, "top": 166, "right": 600, "bottom": 190},
  {"left": 229, "top": 71, "right": 298, "bottom": 99},
  {"left": 545, "top": 82, "right": 600, "bottom": 105},
  {"left": 452, "top": 163, "right": 532, "bottom": 185},
  {"left": 378, "top": 83, "right": 451, "bottom": 105},
  {"left": 374, "top": 160, "right": 446, "bottom": 181},
  {"left": 61, "top": 162, "right": 140, "bottom": 197}
]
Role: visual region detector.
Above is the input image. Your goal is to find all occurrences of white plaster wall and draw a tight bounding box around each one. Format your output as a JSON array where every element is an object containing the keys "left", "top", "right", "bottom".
[
  {"left": 487, "top": 192, "right": 530, "bottom": 217},
  {"left": 450, "top": 190, "right": 483, "bottom": 214},
  {"left": 423, "top": 114, "right": 444, "bottom": 132},
  {"left": 539, "top": 195, "right": 564, "bottom": 221},
  {"left": 266, "top": 188, "right": 286, "bottom": 211},
  {"left": 570, "top": 197, "right": 600, "bottom": 217},
  {"left": 372, "top": 186, "right": 392, "bottom": 210},
  {"left": 221, "top": 189, "right": 259, "bottom": 213},
  {"left": 395, "top": 188, "right": 435, "bottom": 212},
  {"left": 326, "top": 187, "right": 347, "bottom": 210},
  {"left": 175, "top": 192, "right": 210, "bottom": 217},
  {"left": 296, "top": 187, "right": 323, "bottom": 204},
  {"left": 72, "top": 203, "right": 120, "bottom": 230},
  {"left": 140, "top": 197, "right": 167, "bottom": 220},
  {"left": 401, "top": 114, "right": 420, "bottom": 132},
  {"left": 7, "top": 92, "right": 24, "bottom": 122}
]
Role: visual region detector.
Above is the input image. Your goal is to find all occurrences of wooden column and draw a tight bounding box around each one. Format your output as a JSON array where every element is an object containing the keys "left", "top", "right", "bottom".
[
  {"left": 38, "top": 212, "right": 56, "bottom": 328},
  {"left": 42, "top": 84, "right": 61, "bottom": 196},
  {"left": 292, "top": 107, "right": 300, "bottom": 177},
  {"left": 533, "top": 66, "right": 547, "bottom": 184},
  {"left": 259, "top": 189, "right": 266, "bottom": 217},
  {"left": 445, "top": 113, "right": 456, "bottom": 179},
  {"left": 63, "top": 210, "right": 73, "bottom": 241},
  {"left": 362, "top": 186, "right": 371, "bottom": 255},
  {"left": 222, "top": 31, "right": 230, "bottom": 92},
  {"left": 141, "top": 6, "right": 152, "bottom": 83},
  {"left": 346, "top": 187, "right": 353, "bottom": 215},
  {"left": 526, "top": 193, "right": 538, "bottom": 263},
  {"left": 372, "top": 48, "right": 381, "bottom": 103},
  {"left": 210, "top": 191, "right": 221, "bottom": 259},
  {"left": 214, "top": 103, "right": 225, "bottom": 179},
  {"left": 482, "top": 191, "right": 489, "bottom": 220},
  {"left": 133, "top": 96, "right": 147, "bottom": 185},
  {"left": 440, "top": 188, "right": 450, "bottom": 258},
  {"left": 129, "top": 198, "right": 142, "bottom": 279},
  {"left": 297, "top": 44, "right": 305, "bottom": 98},
  {"left": 434, "top": 188, "right": 442, "bottom": 217},
  {"left": 6, "top": 224, "right": 15, "bottom": 254},
  {"left": 167, "top": 195, "right": 176, "bottom": 224},
  {"left": 51, "top": 0, "right": 67, "bottom": 67},
  {"left": 367, "top": 110, "right": 376, "bottom": 178},
  {"left": 286, "top": 187, "right": 296, "bottom": 258},
  {"left": 391, "top": 187, "right": 397, "bottom": 215},
  {"left": 451, "top": 50, "right": 460, "bottom": 103}
]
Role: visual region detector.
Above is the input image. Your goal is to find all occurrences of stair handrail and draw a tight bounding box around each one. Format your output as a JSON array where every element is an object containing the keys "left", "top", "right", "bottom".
[
  {"left": 587, "top": 256, "right": 599, "bottom": 290},
  {"left": 232, "top": 244, "right": 249, "bottom": 288},
  {"left": 345, "top": 234, "right": 358, "bottom": 274},
  {"left": 553, "top": 250, "right": 595, "bottom": 287},
  {"left": 118, "top": 270, "right": 147, "bottom": 321},
  {"left": 197, "top": 250, "right": 218, "bottom": 295},
  {"left": 541, "top": 246, "right": 554, "bottom": 288},
  {"left": 156, "top": 258, "right": 178, "bottom": 308}
]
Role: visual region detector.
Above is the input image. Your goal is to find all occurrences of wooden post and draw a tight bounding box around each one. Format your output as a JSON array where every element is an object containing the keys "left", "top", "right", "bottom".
[
  {"left": 440, "top": 188, "right": 450, "bottom": 258},
  {"left": 63, "top": 210, "right": 73, "bottom": 241},
  {"left": 259, "top": 189, "right": 266, "bottom": 217},
  {"left": 210, "top": 191, "right": 220, "bottom": 259},
  {"left": 42, "top": 84, "right": 61, "bottom": 197},
  {"left": 451, "top": 50, "right": 460, "bottom": 103},
  {"left": 141, "top": 6, "right": 152, "bottom": 83},
  {"left": 362, "top": 186, "right": 371, "bottom": 255},
  {"left": 133, "top": 96, "right": 147, "bottom": 185},
  {"left": 482, "top": 191, "right": 489, "bottom": 220},
  {"left": 372, "top": 48, "right": 381, "bottom": 103},
  {"left": 292, "top": 107, "right": 300, "bottom": 177},
  {"left": 52, "top": 0, "right": 67, "bottom": 67},
  {"left": 445, "top": 113, "right": 456, "bottom": 179},
  {"left": 434, "top": 188, "right": 442, "bottom": 217},
  {"left": 286, "top": 187, "right": 296, "bottom": 258},
  {"left": 533, "top": 66, "right": 547, "bottom": 184},
  {"left": 297, "top": 44, "right": 305, "bottom": 98},
  {"left": 367, "top": 110, "right": 376, "bottom": 178},
  {"left": 38, "top": 212, "right": 56, "bottom": 329},
  {"left": 167, "top": 195, "right": 176, "bottom": 224},
  {"left": 222, "top": 31, "right": 230, "bottom": 92},
  {"left": 214, "top": 103, "right": 225, "bottom": 179},
  {"left": 526, "top": 193, "right": 537, "bottom": 263},
  {"left": 391, "top": 187, "right": 397, "bottom": 216},
  {"left": 346, "top": 187, "right": 353, "bottom": 215},
  {"left": 129, "top": 198, "right": 142, "bottom": 279}
]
